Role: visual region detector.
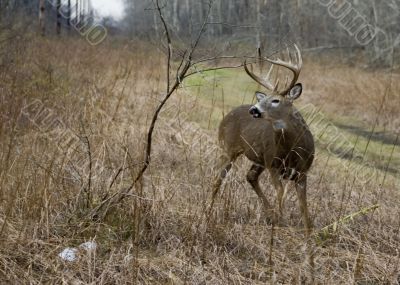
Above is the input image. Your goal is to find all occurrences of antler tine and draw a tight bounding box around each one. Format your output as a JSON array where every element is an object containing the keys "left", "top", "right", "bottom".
[
  {"left": 265, "top": 44, "right": 303, "bottom": 95},
  {"left": 284, "top": 75, "right": 289, "bottom": 91},
  {"left": 273, "top": 63, "right": 280, "bottom": 91},
  {"left": 244, "top": 59, "right": 276, "bottom": 91},
  {"left": 296, "top": 43, "right": 303, "bottom": 69},
  {"left": 266, "top": 64, "right": 274, "bottom": 80},
  {"left": 287, "top": 46, "right": 293, "bottom": 64},
  {"left": 274, "top": 79, "right": 280, "bottom": 92}
]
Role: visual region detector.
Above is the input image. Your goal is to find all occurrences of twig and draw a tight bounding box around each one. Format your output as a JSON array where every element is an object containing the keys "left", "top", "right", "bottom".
[
  {"left": 80, "top": 120, "right": 92, "bottom": 210},
  {"left": 83, "top": 135, "right": 92, "bottom": 209},
  {"left": 156, "top": 0, "right": 172, "bottom": 93}
]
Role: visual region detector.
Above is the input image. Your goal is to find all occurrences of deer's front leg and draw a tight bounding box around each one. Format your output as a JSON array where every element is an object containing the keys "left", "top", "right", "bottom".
[{"left": 246, "top": 164, "right": 273, "bottom": 216}]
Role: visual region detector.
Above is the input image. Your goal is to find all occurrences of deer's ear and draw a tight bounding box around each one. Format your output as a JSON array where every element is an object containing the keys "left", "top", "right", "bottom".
[
  {"left": 255, "top": 92, "right": 267, "bottom": 102},
  {"left": 287, "top": 83, "right": 302, "bottom": 101}
]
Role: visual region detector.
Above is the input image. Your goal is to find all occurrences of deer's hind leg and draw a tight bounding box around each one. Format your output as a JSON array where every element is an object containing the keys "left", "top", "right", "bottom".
[
  {"left": 295, "top": 174, "right": 315, "bottom": 281},
  {"left": 246, "top": 164, "right": 273, "bottom": 216}
]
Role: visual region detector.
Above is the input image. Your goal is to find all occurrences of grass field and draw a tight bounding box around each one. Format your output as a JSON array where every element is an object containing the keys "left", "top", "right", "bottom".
[{"left": 0, "top": 36, "right": 399, "bottom": 284}]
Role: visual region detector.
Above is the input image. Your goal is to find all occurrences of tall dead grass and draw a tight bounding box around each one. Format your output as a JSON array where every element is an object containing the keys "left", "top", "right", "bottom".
[
  {"left": 0, "top": 35, "right": 399, "bottom": 284},
  {"left": 303, "top": 60, "right": 400, "bottom": 132}
]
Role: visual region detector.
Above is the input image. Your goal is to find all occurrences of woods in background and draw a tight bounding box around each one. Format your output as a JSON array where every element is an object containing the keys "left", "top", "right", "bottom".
[
  {"left": 124, "top": 1, "right": 400, "bottom": 64},
  {"left": 0, "top": 0, "right": 399, "bottom": 66},
  {"left": 0, "top": 0, "right": 93, "bottom": 35}
]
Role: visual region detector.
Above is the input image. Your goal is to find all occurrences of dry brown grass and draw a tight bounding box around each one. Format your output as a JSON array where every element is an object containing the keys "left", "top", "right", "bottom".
[
  {"left": 303, "top": 60, "right": 400, "bottom": 132},
  {"left": 0, "top": 35, "right": 399, "bottom": 284}
]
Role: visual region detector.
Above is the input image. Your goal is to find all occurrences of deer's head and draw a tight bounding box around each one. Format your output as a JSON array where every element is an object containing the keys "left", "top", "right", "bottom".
[
  {"left": 245, "top": 45, "right": 303, "bottom": 121},
  {"left": 249, "top": 84, "right": 303, "bottom": 119}
]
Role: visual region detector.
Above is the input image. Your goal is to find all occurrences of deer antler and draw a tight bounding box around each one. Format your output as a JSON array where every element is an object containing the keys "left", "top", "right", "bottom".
[
  {"left": 244, "top": 44, "right": 303, "bottom": 96},
  {"left": 266, "top": 44, "right": 303, "bottom": 95},
  {"left": 244, "top": 59, "right": 279, "bottom": 92}
]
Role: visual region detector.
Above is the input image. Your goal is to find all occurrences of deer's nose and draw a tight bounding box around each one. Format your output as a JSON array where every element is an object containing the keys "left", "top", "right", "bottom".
[{"left": 249, "top": 106, "right": 262, "bottom": 118}]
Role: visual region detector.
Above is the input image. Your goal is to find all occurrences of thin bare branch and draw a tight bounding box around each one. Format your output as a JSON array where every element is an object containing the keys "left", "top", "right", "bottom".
[{"left": 155, "top": 0, "right": 172, "bottom": 93}]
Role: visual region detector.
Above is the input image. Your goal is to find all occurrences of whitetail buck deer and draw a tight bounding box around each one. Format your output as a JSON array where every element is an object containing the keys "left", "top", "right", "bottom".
[{"left": 213, "top": 44, "right": 314, "bottom": 235}]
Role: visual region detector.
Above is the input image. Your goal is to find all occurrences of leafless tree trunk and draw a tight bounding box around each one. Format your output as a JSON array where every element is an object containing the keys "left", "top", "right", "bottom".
[
  {"left": 256, "top": 0, "right": 262, "bottom": 54},
  {"left": 256, "top": 0, "right": 264, "bottom": 80},
  {"left": 67, "top": 0, "right": 71, "bottom": 27},
  {"left": 153, "top": 8, "right": 159, "bottom": 39},
  {"left": 185, "top": 0, "right": 192, "bottom": 37},
  {"left": 80, "top": 0, "right": 85, "bottom": 23},
  {"left": 172, "top": 0, "right": 179, "bottom": 31},
  {"left": 75, "top": 0, "right": 78, "bottom": 23},
  {"left": 39, "top": 0, "right": 45, "bottom": 36},
  {"left": 227, "top": 0, "right": 233, "bottom": 23},
  {"left": 198, "top": 1, "right": 204, "bottom": 28},
  {"left": 88, "top": 0, "right": 93, "bottom": 18},
  {"left": 216, "top": 0, "right": 222, "bottom": 35},
  {"left": 56, "top": 0, "right": 61, "bottom": 35}
]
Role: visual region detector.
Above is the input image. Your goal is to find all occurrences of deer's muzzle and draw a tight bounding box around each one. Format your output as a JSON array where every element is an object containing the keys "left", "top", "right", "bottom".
[{"left": 249, "top": 106, "right": 262, "bottom": 118}]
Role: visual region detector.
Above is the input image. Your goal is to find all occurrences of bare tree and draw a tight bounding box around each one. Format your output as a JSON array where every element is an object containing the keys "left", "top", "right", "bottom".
[
  {"left": 80, "top": 0, "right": 84, "bottom": 23},
  {"left": 39, "top": 0, "right": 45, "bottom": 35},
  {"left": 67, "top": 0, "right": 71, "bottom": 27},
  {"left": 56, "top": 0, "right": 61, "bottom": 34},
  {"left": 172, "top": 0, "right": 179, "bottom": 31},
  {"left": 75, "top": 0, "right": 78, "bottom": 24},
  {"left": 256, "top": 0, "right": 264, "bottom": 80}
]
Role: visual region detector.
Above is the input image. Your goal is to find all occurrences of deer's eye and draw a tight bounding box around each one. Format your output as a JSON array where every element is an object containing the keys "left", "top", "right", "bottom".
[{"left": 271, "top": 99, "right": 280, "bottom": 107}]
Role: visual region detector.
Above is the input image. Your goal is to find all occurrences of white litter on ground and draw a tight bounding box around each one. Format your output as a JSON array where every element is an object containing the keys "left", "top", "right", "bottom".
[
  {"left": 79, "top": 241, "right": 97, "bottom": 251},
  {"left": 58, "top": 241, "right": 97, "bottom": 262},
  {"left": 58, "top": 247, "right": 78, "bottom": 262}
]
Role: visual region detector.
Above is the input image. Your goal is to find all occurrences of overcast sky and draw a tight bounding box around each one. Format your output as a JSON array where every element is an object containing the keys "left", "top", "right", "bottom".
[{"left": 91, "top": 0, "right": 125, "bottom": 20}]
